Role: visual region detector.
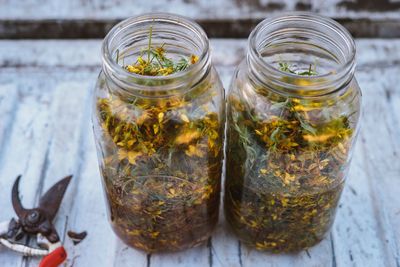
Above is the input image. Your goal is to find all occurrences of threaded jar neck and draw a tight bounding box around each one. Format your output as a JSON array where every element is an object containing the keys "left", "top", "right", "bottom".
[
  {"left": 102, "top": 13, "right": 211, "bottom": 96},
  {"left": 247, "top": 12, "right": 356, "bottom": 97}
]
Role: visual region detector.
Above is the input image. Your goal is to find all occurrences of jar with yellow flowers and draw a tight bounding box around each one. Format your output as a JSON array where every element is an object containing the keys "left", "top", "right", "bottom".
[
  {"left": 224, "top": 13, "right": 361, "bottom": 252},
  {"left": 93, "top": 13, "right": 225, "bottom": 252}
]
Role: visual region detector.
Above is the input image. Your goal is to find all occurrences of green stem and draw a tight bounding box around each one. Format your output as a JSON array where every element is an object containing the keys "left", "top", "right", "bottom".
[{"left": 147, "top": 25, "right": 153, "bottom": 63}]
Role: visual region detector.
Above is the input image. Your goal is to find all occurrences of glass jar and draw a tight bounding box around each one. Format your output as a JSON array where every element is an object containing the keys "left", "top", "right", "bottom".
[
  {"left": 93, "top": 13, "right": 225, "bottom": 252},
  {"left": 224, "top": 12, "right": 361, "bottom": 252}
]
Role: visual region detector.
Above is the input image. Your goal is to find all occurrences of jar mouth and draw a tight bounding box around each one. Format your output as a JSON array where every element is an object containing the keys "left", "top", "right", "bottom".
[
  {"left": 248, "top": 12, "right": 356, "bottom": 96},
  {"left": 102, "top": 13, "right": 210, "bottom": 93}
]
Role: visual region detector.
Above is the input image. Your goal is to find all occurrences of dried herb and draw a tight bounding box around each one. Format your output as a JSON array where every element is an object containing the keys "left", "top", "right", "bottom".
[
  {"left": 67, "top": 231, "right": 87, "bottom": 245},
  {"left": 224, "top": 63, "right": 357, "bottom": 252},
  {"left": 278, "top": 62, "right": 317, "bottom": 76},
  {"left": 95, "top": 27, "right": 223, "bottom": 252},
  {"left": 121, "top": 25, "right": 198, "bottom": 76}
]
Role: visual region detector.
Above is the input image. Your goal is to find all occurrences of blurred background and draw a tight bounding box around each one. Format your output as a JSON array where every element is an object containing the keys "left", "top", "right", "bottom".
[{"left": 1, "top": 0, "right": 400, "bottom": 39}]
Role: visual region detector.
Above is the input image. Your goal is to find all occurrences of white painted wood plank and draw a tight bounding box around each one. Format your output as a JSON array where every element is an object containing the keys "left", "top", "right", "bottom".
[
  {"left": 0, "top": 39, "right": 245, "bottom": 70},
  {"left": 0, "top": 83, "right": 21, "bottom": 267},
  {"left": 22, "top": 80, "right": 94, "bottom": 267},
  {"left": 326, "top": 42, "right": 400, "bottom": 267},
  {"left": 0, "top": 82, "right": 55, "bottom": 267},
  {"left": 111, "top": 239, "right": 148, "bottom": 267},
  {"left": 150, "top": 245, "right": 210, "bottom": 267},
  {"left": 343, "top": 69, "right": 400, "bottom": 267},
  {"left": 211, "top": 216, "right": 242, "bottom": 267},
  {"left": 59, "top": 136, "right": 117, "bottom": 267},
  {"left": 1, "top": 39, "right": 400, "bottom": 70},
  {"left": 0, "top": 40, "right": 101, "bottom": 69},
  {"left": 332, "top": 142, "right": 392, "bottom": 267},
  {"left": 0, "top": 84, "right": 18, "bottom": 153},
  {"left": 384, "top": 72, "right": 400, "bottom": 253},
  {"left": 1, "top": 0, "right": 399, "bottom": 20}
]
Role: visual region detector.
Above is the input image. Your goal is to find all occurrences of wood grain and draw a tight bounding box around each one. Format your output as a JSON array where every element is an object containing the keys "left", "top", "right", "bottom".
[{"left": 0, "top": 39, "right": 399, "bottom": 266}]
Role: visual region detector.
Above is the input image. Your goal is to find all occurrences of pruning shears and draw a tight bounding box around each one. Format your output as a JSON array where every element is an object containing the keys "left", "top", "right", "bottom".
[{"left": 0, "top": 175, "right": 72, "bottom": 267}]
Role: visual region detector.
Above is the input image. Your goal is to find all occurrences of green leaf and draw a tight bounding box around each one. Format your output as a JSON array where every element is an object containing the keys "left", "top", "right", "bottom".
[
  {"left": 270, "top": 99, "right": 290, "bottom": 110},
  {"left": 300, "top": 119, "right": 317, "bottom": 135}
]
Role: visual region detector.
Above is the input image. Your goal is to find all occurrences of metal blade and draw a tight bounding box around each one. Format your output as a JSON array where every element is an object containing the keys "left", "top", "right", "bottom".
[
  {"left": 38, "top": 175, "right": 72, "bottom": 222},
  {"left": 11, "top": 175, "right": 28, "bottom": 219}
]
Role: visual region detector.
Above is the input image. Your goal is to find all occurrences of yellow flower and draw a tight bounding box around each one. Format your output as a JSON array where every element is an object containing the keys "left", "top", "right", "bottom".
[
  {"left": 190, "top": 54, "right": 199, "bottom": 64},
  {"left": 137, "top": 56, "right": 146, "bottom": 65},
  {"left": 175, "top": 129, "right": 201, "bottom": 145},
  {"left": 255, "top": 241, "right": 277, "bottom": 250},
  {"left": 180, "top": 114, "right": 190, "bottom": 123},
  {"left": 104, "top": 156, "right": 113, "bottom": 165},
  {"left": 293, "top": 102, "right": 322, "bottom": 112},
  {"left": 128, "top": 151, "right": 142, "bottom": 164},
  {"left": 185, "top": 144, "right": 205, "bottom": 157},
  {"left": 338, "top": 142, "right": 347, "bottom": 153},
  {"left": 159, "top": 67, "right": 174, "bottom": 76},
  {"left": 149, "top": 231, "right": 160, "bottom": 239},
  {"left": 283, "top": 172, "right": 296, "bottom": 185},
  {"left": 136, "top": 111, "right": 149, "bottom": 125},
  {"left": 128, "top": 229, "right": 141, "bottom": 236},
  {"left": 155, "top": 46, "right": 165, "bottom": 57},
  {"left": 153, "top": 124, "right": 159, "bottom": 134},
  {"left": 167, "top": 188, "right": 179, "bottom": 198},
  {"left": 118, "top": 149, "right": 129, "bottom": 161},
  {"left": 127, "top": 139, "right": 136, "bottom": 147},
  {"left": 126, "top": 65, "right": 141, "bottom": 73},
  {"left": 255, "top": 129, "right": 263, "bottom": 135},
  {"left": 158, "top": 112, "right": 164, "bottom": 123},
  {"left": 118, "top": 149, "right": 142, "bottom": 165},
  {"left": 303, "top": 133, "right": 335, "bottom": 142},
  {"left": 249, "top": 220, "right": 258, "bottom": 228},
  {"left": 200, "top": 184, "right": 213, "bottom": 200}
]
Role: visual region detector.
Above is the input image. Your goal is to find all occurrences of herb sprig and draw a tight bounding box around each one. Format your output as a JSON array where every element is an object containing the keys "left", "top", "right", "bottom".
[
  {"left": 225, "top": 61, "right": 357, "bottom": 252},
  {"left": 96, "top": 26, "right": 223, "bottom": 252},
  {"left": 118, "top": 26, "right": 199, "bottom": 76},
  {"left": 278, "top": 62, "right": 317, "bottom": 76}
]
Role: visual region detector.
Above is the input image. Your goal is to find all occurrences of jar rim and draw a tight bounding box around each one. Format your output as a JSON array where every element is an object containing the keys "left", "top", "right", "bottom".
[
  {"left": 248, "top": 12, "right": 356, "bottom": 96},
  {"left": 101, "top": 13, "right": 210, "bottom": 92}
]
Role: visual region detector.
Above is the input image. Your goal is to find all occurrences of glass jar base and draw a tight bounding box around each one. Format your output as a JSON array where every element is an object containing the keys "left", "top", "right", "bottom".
[
  {"left": 240, "top": 236, "right": 326, "bottom": 253},
  {"left": 226, "top": 220, "right": 329, "bottom": 253},
  {"left": 110, "top": 224, "right": 214, "bottom": 253}
]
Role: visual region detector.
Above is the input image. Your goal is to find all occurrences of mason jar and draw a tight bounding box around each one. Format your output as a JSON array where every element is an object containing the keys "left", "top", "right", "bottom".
[
  {"left": 93, "top": 13, "right": 225, "bottom": 252},
  {"left": 224, "top": 12, "right": 361, "bottom": 252}
]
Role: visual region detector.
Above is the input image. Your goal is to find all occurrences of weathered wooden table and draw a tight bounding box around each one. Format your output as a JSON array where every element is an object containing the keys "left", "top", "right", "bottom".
[
  {"left": 1, "top": 38, "right": 399, "bottom": 267},
  {"left": 1, "top": 1, "right": 400, "bottom": 266}
]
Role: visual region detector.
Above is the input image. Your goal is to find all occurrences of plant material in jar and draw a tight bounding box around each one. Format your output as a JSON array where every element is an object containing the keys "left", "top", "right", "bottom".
[
  {"left": 118, "top": 25, "right": 199, "bottom": 76},
  {"left": 97, "top": 27, "right": 223, "bottom": 252},
  {"left": 225, "top": 62, "right": 355, "bottom": 252}
]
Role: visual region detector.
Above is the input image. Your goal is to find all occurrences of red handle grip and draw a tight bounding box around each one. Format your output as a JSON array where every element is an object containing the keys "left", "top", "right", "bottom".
[{"left": 39, "top": 247, "right": 67, "bottom": 267}]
